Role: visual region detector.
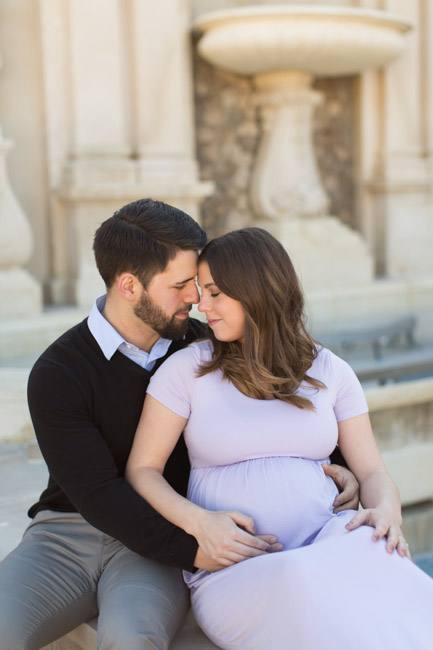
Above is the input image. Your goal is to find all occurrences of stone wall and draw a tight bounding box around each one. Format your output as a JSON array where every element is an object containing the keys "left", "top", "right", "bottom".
[
  {"left": 370, "top": 402, "right": 433, "bottom": 450},
  {"left": 193, "top": 39, "right": 357, "bottom": 238}
]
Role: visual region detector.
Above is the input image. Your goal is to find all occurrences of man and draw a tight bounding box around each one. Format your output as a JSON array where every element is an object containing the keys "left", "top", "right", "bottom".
[{"left": 0, "top": 199, "right": 358, "bottom": 650}]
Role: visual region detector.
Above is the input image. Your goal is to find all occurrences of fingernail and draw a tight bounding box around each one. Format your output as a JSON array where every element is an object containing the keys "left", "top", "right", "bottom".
[
  {"left": 389, "top": 545, "right": 394, "bottom": 552},
  {"left": 275, "top": 543, "right": 284, "bottom": 551}
]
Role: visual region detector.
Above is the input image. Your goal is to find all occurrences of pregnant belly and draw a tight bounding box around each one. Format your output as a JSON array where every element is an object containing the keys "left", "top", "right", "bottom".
[{"left": 187, "top": 456, "right": 339, "bottom": 549}]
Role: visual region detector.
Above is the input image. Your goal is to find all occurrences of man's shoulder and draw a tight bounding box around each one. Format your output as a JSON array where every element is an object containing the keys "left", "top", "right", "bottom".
[{"left": 30, "top": 318, "right": 96, "bottom": 375}]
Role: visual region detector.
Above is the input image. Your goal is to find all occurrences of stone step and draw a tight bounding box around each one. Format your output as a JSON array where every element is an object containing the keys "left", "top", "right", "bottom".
[
  {"left": 0, "top": 307, "right": 87, "bottom": 365},
  {"left": 0, "top": 367, "right": 33, "bottom": 443}
]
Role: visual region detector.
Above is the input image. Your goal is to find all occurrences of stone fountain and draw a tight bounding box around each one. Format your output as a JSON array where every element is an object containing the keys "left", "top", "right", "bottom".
[{"left": 193, "top": 5, "right": 411, "bottom": 294}]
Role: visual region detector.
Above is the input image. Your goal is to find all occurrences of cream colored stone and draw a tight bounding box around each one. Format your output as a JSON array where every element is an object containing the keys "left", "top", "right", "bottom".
[
  {"left": 381, "top": 443, "right": 433, "bottom": 506},
  {"left": 0, "top": 130, "right": 33, "bottom": 269},
  {"left": 0, "top": 369, "right": 33, "bottom": 443},
  {"left": 194, "top": 6, "right": 411, "bottom": 76},
  {"left": 132, "top": 0, "right": 200, "bottom": 183},
  {"left": 365, "top": 377, "right": 433, "bottom": 411},
  {"left": 307, "top": 275, "right": 433, "bottom": 342},
  {"left": 264, "top": 215, "right": 374, "bottom": 291},
  {"left": 193, "top": 4, "right": 411, "bottom": 291},
  {"left": 358, "top": 0, "right": 433, "bottom": 278},
  {"left": 251, "top": 71, "right": 329, "bottom": 221},
  {"left": 35, "top": 0, "right": 213, "bottom": 307},
  {"left": 0, "top": 307, "right": 88, "bottom": 364},
  {"left": 68, "top": 0, "right": 130, "bottom": 157},
  {"left": 0, "top": 127, "right": 42, "bottom": 318}
]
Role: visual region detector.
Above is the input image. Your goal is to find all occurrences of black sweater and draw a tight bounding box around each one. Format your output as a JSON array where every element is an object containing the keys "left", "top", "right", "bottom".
[{"left": 27, "top": 318, "right": 206, "bottom": 571}]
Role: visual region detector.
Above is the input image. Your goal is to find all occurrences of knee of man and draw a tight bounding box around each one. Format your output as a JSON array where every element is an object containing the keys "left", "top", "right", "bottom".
[{"left": 97, "top": 616, "right": 171, "bottom": 650}]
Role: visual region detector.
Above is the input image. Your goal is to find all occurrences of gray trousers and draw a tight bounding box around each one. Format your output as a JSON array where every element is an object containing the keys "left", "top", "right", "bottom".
[{"left": 0, "top": 511, "right": 190, "bottom": 650}]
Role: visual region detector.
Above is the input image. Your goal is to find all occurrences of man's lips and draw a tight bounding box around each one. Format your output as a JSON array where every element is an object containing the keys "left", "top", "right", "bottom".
[{"left": 175, "top": 306, "right": 192, "bottom": 319}]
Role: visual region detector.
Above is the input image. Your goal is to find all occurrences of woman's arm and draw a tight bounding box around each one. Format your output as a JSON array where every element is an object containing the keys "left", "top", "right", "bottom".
[
  {"left": 126, "top": 395, "right": 278, "bottom": 568},
  {"left": 337, "top": 413, "right": 410, "bottom": 558}
]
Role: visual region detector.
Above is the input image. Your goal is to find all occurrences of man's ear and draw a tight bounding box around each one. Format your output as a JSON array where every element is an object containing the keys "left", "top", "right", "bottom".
[{"left": 117, "top": 273, "right": 142, "bottom": 302}]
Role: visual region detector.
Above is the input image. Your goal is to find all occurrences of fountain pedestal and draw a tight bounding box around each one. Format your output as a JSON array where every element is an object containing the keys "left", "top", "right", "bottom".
[
  {"left": 251, "top": 71, "right": 328, "bottom": 221},
  {"left": 194, "top": 5, "right": 411, "bottom": 291}
]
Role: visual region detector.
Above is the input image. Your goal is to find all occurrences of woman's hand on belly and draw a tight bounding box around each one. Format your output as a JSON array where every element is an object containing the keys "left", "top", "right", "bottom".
[{"left": 190, "top": 508, "right": 282, "bottom": 568}]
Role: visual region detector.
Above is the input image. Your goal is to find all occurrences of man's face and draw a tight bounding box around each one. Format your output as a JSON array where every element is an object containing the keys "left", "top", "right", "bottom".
[{"left": 134, "top": 249, "right": 199, "bottom": 340}]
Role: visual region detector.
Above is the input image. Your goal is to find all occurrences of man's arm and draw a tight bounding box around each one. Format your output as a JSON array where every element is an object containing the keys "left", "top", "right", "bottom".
[{"left": 27, "top": 359, "right": 199, "bottom": 571}]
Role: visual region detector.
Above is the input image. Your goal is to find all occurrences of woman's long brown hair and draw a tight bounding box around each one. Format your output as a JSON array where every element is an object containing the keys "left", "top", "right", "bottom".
[{"left": 198, "top": 227, "right": 324, "bottom": 410}]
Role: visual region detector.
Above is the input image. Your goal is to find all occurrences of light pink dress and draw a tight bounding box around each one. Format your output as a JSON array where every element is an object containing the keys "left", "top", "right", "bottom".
[{"left": 147, "top": 340, "right": 433, "bottom": 650}]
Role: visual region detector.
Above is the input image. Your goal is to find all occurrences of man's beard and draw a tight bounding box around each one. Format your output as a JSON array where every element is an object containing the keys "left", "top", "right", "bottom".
[{"left": 134, "top": 292, "right": 191, "bottom": 340}]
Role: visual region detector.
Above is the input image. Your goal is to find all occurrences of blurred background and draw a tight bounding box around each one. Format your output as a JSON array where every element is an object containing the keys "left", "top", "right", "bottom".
[{"left": 1, "top": 0, "right": 433, "bottom": 564}]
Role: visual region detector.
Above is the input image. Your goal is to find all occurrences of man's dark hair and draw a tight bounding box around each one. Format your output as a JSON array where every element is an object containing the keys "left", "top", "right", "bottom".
[{"left": 93, "top": 198, "right": 207, "bottom": 288}]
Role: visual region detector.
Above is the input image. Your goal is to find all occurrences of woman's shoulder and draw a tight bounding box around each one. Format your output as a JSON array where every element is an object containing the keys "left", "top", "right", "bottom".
[
  {"left": 188, "top": 338, "right": 214, "bottom": 358},
  {"left": 159, "top": 338, "right": 213, "bottom": 373},
  {"left": 311, "top": 345, "right": 348, "bottom": 378}
]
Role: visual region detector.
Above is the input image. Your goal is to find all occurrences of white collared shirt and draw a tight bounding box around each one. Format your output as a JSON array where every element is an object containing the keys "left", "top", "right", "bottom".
[{"left": 87, "top": 295, "right": 171, "bottom": 371}]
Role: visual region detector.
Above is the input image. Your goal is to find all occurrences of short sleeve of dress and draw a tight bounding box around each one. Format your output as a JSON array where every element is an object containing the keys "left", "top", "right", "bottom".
[
  {"left": 147, "top": 342, "right": 207, "bottom": 419},
  {"left": 328, "top": 350, "right": 369, "bottom": 422}
]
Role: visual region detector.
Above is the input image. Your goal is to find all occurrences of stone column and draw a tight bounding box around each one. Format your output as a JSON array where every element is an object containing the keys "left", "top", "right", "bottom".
[
  {"left": 360, "top": 0, "right": 433, "bottom": 277},
  {"left": 64, "top": 0, "right": 134, "bottom": 184},
  {"left": 39, "top": 0, "right": 212, "bottom": 307},
  {"left": 0, "top": 49, "right": 42, "bottom": 319},
  {"left": 39, "top": 0, "right": 135, "bottom": 306},
  {"left": 130, "top": 0, "right": 211, "bottom": 222},
  {"left": 57, "top": 0, "right": 136, "bottom": 307}
]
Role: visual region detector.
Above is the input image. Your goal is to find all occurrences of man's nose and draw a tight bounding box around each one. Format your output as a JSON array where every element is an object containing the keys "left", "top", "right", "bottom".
[{"left": 184, "top": 283, "right": 200, "bottom": 304}]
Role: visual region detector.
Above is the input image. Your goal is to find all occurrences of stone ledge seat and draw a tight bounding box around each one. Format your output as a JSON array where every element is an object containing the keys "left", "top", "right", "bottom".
[
  {"left": 42, "top": 609, "right": 221, "bottom": 650},
  {"left": 315, "top": 313, "right": 433, "bottom": 385}
]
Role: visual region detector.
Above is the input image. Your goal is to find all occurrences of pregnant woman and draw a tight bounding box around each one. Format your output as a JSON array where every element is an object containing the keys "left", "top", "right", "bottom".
[{"left": 126, "top": 227, "right": 433, "bottom": 649}]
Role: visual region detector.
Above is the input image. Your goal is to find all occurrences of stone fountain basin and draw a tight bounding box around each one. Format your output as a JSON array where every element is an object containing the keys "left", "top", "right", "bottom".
[{"left": 193, "top": 5, "right": 412, "bottom": 77}]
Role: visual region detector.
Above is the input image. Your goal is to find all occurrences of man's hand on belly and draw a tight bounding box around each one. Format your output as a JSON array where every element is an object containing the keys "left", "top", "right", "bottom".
[
  {"left": 322, "top": 463, "right": 360, "bottom": 513},
  {"left": 192, "top": 511, "right": 283, "bottom": 572}
]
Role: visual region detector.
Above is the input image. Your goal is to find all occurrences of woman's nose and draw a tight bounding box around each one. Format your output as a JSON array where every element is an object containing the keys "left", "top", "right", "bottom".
[{"left": 197, "top": 297, "right": 209, "bottom": 313}]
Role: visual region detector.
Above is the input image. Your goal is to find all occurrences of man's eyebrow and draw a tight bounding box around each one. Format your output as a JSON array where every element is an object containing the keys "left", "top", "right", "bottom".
[{"left": 173, "top": 276, "right": 195, "bottom": 285}]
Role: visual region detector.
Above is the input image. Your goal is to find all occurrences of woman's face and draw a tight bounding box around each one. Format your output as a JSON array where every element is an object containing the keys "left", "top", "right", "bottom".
[{"left": 197, "top": 262, "right": 246, "bottom": 343}]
